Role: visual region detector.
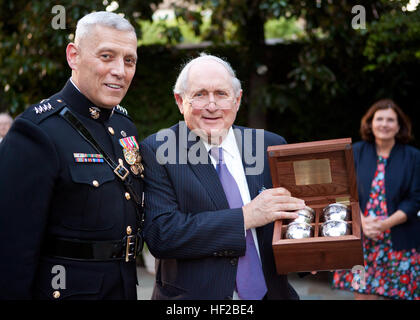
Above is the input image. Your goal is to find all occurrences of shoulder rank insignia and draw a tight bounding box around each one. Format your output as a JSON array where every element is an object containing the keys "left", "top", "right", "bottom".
[
  {"left": 34, "top": 102, "right": 53, "bottom": 114},
  {"left": 26, "top": 97, "right": 66, "bottom": 125},
  {"left": 115, "top": 104, "right": 128, "bottom": 116}
]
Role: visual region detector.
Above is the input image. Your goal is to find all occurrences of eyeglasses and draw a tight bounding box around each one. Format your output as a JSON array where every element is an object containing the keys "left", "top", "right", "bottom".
[{"left": 187, "top": 92, "right": 236, "bottom": 110}]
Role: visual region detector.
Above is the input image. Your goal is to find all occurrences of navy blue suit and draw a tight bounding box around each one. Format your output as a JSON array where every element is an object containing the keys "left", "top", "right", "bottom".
[
  {"left": 140, "top": 122, "right": 299, "bottom": 300},
  {"left": 0, "top": 80, "right": 143, "bottom": 299},
  {"left": 353, "top": 141, "right": 420, "bottom": 250}
]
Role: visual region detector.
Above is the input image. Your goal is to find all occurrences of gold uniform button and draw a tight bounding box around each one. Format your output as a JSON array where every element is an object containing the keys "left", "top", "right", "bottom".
[
  {"left": 92, "top": 180, "right": 99, "bottom": 187},
  {"left": 108, "top": 127, "right": 115, "bottom": 135},
  {"left": 125, "top": 192, "right": 131, "bottom": 200},
  {"left": 126, "top": 226, "right": 132, "bottom": 235},
  {"left": 53, "top": 290, "right": 60, "bottom": 299}
]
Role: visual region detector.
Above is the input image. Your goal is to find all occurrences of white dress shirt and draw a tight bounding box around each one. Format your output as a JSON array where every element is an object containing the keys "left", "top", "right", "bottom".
[{"left": 202, "top": 127, "right": 262, "bottom": 299}]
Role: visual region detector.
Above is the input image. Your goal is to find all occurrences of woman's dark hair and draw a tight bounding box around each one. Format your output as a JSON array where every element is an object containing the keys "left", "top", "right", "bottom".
[{"left": 360, "top": 98, "right": 412, "bottom": 144}]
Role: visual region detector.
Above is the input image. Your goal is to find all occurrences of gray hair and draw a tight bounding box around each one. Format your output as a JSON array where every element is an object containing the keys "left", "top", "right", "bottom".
[
  {"left": 173, "top": 53, "right": 242, "bottom": 97},
  {"left": 75, "top": 11, "right": 136, "bottom": 43},
  {"left": 0, "top": 113, "right": 13, "bottom": 123}
]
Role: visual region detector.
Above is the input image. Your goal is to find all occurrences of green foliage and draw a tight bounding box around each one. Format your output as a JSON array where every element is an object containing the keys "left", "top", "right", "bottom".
[
  {"left": 122, "top": 46, "right": 185, "bottom": 139},
  {"left": 264, "top": 17, "right": 304, "bottom": 40},
  {"left": 0, "top": 0, "right": 88, "bottom": 113},
  {"left": 1, "top": 0, "right": 419, "bottom": 148},
  {"left": 0, "top": 0, "right": 163, "bottom": 114},
  {"left": 363, "top": 5, "right": 420, "bottom": 70},
  {"left": 139, "top": 17, "right": 211, "bottom": 45}
]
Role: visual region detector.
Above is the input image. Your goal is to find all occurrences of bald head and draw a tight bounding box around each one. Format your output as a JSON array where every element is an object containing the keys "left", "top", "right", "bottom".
[{"left": 174, "top": 53, "right": 242, "bottom": 98}]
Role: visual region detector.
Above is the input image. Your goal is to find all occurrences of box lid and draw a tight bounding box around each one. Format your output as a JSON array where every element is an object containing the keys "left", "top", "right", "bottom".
[{"left": 267, "top": 138, "right": 358, "bottom": 202}]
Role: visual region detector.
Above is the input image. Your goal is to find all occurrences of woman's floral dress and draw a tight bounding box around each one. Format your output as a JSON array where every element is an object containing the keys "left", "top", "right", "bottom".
[{"left": 332, "top": 156, "right": 420, "bottom": 299}]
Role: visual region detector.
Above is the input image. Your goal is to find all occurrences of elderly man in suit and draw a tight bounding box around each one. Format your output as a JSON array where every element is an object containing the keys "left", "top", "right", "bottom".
[{"left": 141, "top": 54, "right": 306, "bottom": 300}]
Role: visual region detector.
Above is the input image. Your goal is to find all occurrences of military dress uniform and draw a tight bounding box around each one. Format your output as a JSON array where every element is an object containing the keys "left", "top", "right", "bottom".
[{"left": 0, "top": 80, "right": 144, "bottom": 300}]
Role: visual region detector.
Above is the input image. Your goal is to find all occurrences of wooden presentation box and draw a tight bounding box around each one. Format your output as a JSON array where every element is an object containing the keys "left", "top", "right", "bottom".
[{"left": 268, "top": 138, "right": 364, "bottom": 274}]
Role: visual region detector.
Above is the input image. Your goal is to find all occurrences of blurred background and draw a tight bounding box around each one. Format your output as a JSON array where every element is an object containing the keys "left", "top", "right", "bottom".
[
  {"left": 1, "top": 0, "right": 419, "bottom": 300},
  {"left": 0, "top": 0, "right": 420, "bottom": 147},
  {"left": 1, "top": 0, "right": 419, "bottom": 147}
]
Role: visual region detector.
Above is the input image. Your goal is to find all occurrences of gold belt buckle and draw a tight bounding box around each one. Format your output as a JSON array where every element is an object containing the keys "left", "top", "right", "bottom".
[
  {"left": 125, "top": 235, "right": 137, "bottom": 262},
  {"left": 114, "top": 163, "right": 129, "bottom": 181}
]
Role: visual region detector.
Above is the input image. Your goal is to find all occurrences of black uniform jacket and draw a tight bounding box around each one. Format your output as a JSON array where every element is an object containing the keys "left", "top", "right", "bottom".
[{"left": 0, "top": 80, "right": 143, "bottom": 300}]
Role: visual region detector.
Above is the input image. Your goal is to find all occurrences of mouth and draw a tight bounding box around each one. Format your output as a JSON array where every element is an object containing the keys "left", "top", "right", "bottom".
[
  {"left": 202, "top": 114, "right": 223, "bottom": 120},
  {"left": 202, "top": 116, "right": 222, "bottom": 123},
  {"left": 105, "top": 83, "right": 124, "bottom": 90}
]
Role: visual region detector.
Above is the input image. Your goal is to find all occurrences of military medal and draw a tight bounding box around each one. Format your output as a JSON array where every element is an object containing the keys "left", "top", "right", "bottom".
[
  {"left": 119, "top": 136, "right": 143, "bottom": 176},
  {"left": 123, "top": 149, "right": 137, "bottom": 165},
  {"left": 130, "top": 165, "right": 139, "bottom": 175}
]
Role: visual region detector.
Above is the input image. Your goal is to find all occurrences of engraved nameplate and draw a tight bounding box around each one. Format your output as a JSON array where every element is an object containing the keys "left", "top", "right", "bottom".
[
  {"left": 336, "top": 197, "right": 350, "bottom": 206},
  {"left": 293, "top": 159, "right": 332, "bottom": 185}
]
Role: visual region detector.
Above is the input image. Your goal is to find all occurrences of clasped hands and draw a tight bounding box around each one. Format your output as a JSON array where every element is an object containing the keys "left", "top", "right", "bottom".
[{"left": 361, "top": 215, "right": 386, "bottom": 240}]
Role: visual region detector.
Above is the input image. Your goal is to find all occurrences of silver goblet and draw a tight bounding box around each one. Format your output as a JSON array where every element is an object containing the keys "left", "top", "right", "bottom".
[
  {"left": 293, "top": 206, "right": 315, "bottom": 224},
  {"left": 323, "top": 203, "right": 350, "bottom": 221},
  {"left": 321, "top": 220, "right": 351, "bottom": 237},
  {"left": 286, "top": 222, "right": 313, "bottom": 239}
]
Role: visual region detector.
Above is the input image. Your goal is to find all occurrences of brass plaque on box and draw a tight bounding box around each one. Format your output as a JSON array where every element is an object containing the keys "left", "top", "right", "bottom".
[
  {"left": 293, "top": 159, "right": 332, "bottom": 185},
  {"left": 336, "top": 197, "right": 350, "bottom": 206}
]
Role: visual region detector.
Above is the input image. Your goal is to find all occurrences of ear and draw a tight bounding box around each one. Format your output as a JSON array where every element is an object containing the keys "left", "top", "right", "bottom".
[
  {"left": 174, "top": 93, "right": 185, "bottom": 114},
  {"left": 235, "top": 90, "right": 243, "bottom": 111},
  {"left": 66, "top": 43, "right": 79, "bottom": 70}
]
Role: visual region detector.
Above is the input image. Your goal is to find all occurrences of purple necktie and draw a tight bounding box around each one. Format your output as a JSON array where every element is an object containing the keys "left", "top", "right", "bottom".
[{"left": 210, "top": 147, "right": 267, "bottom": 300}]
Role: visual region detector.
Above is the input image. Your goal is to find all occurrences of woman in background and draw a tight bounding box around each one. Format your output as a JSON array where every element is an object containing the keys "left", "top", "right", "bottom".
[{"left": 332, "top": 98, "right": 420, "bottom": 300}]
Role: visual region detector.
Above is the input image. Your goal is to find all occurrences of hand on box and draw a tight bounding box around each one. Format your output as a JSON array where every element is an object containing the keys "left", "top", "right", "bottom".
[{"left": 242, "top": 187, "right": 305, "bottom": 230}]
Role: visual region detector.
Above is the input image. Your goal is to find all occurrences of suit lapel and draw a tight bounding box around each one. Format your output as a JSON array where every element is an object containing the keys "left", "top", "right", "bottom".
[{"left": 180, "top": 124, "right": 229, "bottom": 210}]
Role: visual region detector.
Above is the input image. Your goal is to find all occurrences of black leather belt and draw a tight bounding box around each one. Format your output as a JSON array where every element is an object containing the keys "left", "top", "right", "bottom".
[
  {"left": 43, "top": 235, "right": 140, "bottom": 262},
  {"left": 57, "top": 107, "right": 144, "bottom": 261}
]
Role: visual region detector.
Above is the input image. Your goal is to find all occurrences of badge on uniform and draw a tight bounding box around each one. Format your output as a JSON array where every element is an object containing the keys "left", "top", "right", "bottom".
[
  {"left": 119, "top": 136, "right": 144, "bottom": 177},
  {"left": 89, "top": 107, "right": 100, "bottom": 120},
  {"left": 73, "top": 153, "right": 104, "bottom": 163}
]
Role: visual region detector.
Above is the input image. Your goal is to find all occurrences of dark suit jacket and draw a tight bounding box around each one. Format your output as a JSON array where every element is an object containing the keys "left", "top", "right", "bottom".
[
  {"left": 140, "top": 122, "right": 299, "bottom": 300},
  {"left": 0, "top": 80, "right": 142, "bottom": 299},
  {"left": 353, "top": 141, "right": 420, "bottom": 251}
]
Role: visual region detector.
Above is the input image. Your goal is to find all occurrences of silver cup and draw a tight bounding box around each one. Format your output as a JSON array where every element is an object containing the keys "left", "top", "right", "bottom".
[
  {"left": 323, "top": 203, "right": 350, "bottom": 221},
  {"left": 286, "top": 222, "right": 313, "bottom": 239},
  {"left": 293, "top": 206, "right": 315, "bottom": 224},
  {"left": 321, "top": 220, "right": 351, "bottom": 237}
]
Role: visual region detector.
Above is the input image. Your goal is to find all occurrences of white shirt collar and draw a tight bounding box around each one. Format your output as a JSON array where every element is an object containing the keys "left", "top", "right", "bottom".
[
  {"left": 202, "top": 127, "right": 238, "bottom": 161},
  {"left": 69, "top": 77, "right": 81, "bottom": 93}
]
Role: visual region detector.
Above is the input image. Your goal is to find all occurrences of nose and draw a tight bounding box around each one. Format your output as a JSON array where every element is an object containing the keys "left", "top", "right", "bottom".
[
  {"left": 206, "top": 92, "right": 217, "bottom": 111},
  {"left": 110, "top": 58, "right": 125, "bottom": 79}
]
